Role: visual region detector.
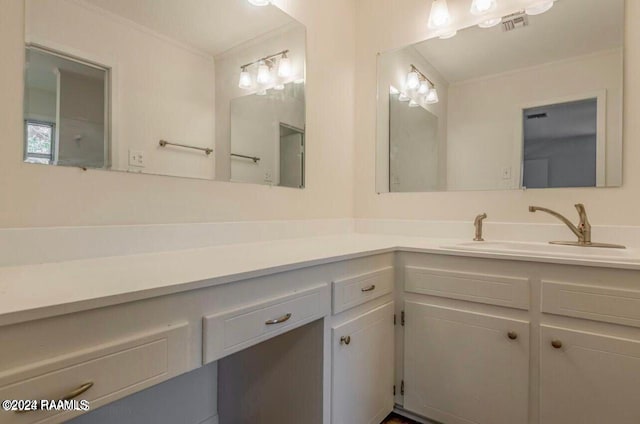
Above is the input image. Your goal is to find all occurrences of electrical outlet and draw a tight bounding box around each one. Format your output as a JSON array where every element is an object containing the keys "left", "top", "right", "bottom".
[
  {"left": 264, "top": 171, "right": 273, "bottom": 183},
  {"left": 502, "top": 167, "right": 512, "bottom": 180},
  {"left": 129, "top": 150, "right": 145, "bottom": 167}
]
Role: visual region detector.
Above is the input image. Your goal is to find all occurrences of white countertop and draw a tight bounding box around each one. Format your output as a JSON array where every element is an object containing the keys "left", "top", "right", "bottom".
[{"left": 2, "top": 233, "right": 640, "bottom": 327}]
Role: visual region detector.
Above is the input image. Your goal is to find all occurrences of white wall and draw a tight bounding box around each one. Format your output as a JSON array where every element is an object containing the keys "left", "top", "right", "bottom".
[
  {"left": 214, "top": 24, "right": 306, "bottom": 182},
  {"left": 355, "top": 0, "right": 640, "bottom": 225},
  {"left": 446, "top": 49, "right": 623, "bottom": 191},
  {"left": 25, "top": 0, "right": 216, "bottom": 180},
  {"left": 376, "top": 46, "right": 448, "bottom": 192},
  {"left": 0, "top": 0, "right": 356, "bottom": 227}
]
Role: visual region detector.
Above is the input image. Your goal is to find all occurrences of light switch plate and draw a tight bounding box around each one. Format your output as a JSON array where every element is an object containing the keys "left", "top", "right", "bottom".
[
  {"left": 502, "top": 167, "right": 512, "bottom": 180},
  {"left": 129, "top": 150, "right": 145, "bottom": 167}
]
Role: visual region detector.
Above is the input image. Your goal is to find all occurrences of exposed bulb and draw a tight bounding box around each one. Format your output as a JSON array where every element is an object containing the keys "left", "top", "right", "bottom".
[
  {"left": 398, "top": 93, "right": 411, "bottom": 102},
  {"left": 409, "top": 99, "right": 420, "bottom": 108},
  {"left": 256, "top": 61, "right": 271, "bottom": 85},
  {"left": 248, "top": 0, "right": 270, "bottom": 6},
  {"left": 238, "top": 69, "right": 252, "bottom": 89},
  {"left": 439, "top": 30, "right": 457, "bottom": 39},
  {"left": 425, "top": 88, "right": 439, "bottom": 104},
  {"left": 405, "top": 70, "right": 420, "bottom": 90},
  {"left": 278, "top": 54, "right": 292, "bottom": 78},
  {"left": 418, "top": 82, "right": 430, "bottom": 95},
  {"left": 470, "top": 0, "right": 496, "bottom": 15},
  {"left": 525, "top": 0, "right": 554, "bottom": 16},
  {"left": 428, "top": 0, "right": 452, "bottom": 29},
  {"left": 478, "top": 17, "right": 502, "bottom": 28}
]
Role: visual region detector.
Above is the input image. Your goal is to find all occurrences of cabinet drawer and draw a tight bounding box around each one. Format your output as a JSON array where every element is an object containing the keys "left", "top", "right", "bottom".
[
  {"left": 203, "top": 283, "right": 328, "bottom": 364},
  {"left": 0, "top": 322, "right": 189, "bottom": 424},
  {"left": 542, "top": 280, "right": 640, "bottom": 327},
  {"left": 405, "top": 266, "right": 529, "bottom": 310},
  {"left": 332, "top": 267, "right": 393, "bottom": 314}
]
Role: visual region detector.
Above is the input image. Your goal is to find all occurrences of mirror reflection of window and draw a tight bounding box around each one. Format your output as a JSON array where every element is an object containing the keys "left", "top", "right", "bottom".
[
  {"left": 24, "top": 47, "right": 109, "bottom": 169},
  {"left": 523, "top": 98, "right": 598, "bottom": 189}
]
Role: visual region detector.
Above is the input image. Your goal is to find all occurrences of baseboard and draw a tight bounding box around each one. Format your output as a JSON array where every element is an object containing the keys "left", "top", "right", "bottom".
[{"left": 393, "top": 406, "right": 440, "bottom": 424}]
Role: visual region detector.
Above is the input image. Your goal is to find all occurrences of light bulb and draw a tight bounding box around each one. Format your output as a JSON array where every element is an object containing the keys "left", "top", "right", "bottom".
[
  {"left": 525, "top": 0, "right": 554, "bottom": 16},
  {"left": 425, "top": 88, "right": 439, "bottom": 104},
  {"left": 409, "top": 99, "right": 420, "bottom": 108},
  {"left": 428, "top": 0, "right": 452, "bottom": 29},
  {"left": 278, "top": 54, "right": 292, "bottom": 78},
  {"left": 405, "top": 71, "right": 420, "bottom": 90},
  {"left": 439, "top": 30, "right": 457, "bottom": 39},
  {"left": 418, "top": 82, "right": 430, "bottom": 95},
  {"left": 273, "top": 83, "right": 285, "bottom": 91},
  {"left": 238, "top": 69, "right": 252, "bottom": 89},
  {"left": 470, "top": 0, "right": 496, "bottom": 15},
  {"left": 256, "top": 61, "right": 271, "bottom": 85},
  {"left": 398, "top": 93, "right": 410, "bottom": 102},
  {"left": 248, "top": 0, "right": 270, "bottom": 6},
  {"left": 478, "top": 17, "right": 502, "bottom": 28}
]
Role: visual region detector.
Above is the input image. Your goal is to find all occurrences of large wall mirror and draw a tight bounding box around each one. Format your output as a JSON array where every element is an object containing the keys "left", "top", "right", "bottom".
[
  {"left": 376, "top": 0, "right": 624, "bottom": 193},
  {"left": 24, "top": 0, "right": 306, "bottom": 188}
]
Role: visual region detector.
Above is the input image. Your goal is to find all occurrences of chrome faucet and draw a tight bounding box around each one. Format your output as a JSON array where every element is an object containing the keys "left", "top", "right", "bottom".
[
  {"left": 528, "top": 203, "right": 625, "bottom": 249},
  {"left": 474, "top": 213, "right": 487, "bottom": 241}
]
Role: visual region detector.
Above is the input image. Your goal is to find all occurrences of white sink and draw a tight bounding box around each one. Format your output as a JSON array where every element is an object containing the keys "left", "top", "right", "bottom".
[{"left": 441, "top": 241, "right": 640, "bottom": 263}]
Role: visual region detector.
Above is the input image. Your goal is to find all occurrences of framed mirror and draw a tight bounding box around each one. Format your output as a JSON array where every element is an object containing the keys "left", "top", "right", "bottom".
[
  {"left": 376, "top": 0, "right": 624, "bottom": 193},
  {"left": 24, "top": 0, "right": 306, "bottom": 188}
]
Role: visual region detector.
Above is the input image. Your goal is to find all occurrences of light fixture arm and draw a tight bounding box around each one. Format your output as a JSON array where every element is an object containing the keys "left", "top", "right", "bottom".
[
  {"left": 240, "top": 49, "right": 290, "bottom": 71},
  {"left": 410, "top": 64, "right": 436, "bottom": 89}
]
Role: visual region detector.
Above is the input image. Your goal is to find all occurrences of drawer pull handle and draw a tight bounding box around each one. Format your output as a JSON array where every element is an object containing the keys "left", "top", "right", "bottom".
[
  {"left": 340, "top": 336, "right": 351, "bottom": 345},
  {"left": 507, "top": 331, "right": 518, "bottom": 340},
  {"left": 16, "top": 382, "right": 93, "bottom": 414},
  {"left": 361, "top": 285, "right": 376, "bottom": 292},
  {"left": 551, "top": 340, "right": 563, "bottom": 349},
  {"left": 265, "top": 313, "right": 292, "bottom": 325}
]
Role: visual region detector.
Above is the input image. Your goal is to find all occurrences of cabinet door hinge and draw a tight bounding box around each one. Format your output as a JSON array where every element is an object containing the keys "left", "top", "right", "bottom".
[
  {"left": 401, "top": 310, "right": 405, "bottom": 326},
  {"left": 401, "top": 380, "right": 405, "bottom": 396}
]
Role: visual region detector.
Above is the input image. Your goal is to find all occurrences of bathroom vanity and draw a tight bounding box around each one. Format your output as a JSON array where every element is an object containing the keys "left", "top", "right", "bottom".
[{"left": 2, "top": 233, "right": 640, "bottom": 424}]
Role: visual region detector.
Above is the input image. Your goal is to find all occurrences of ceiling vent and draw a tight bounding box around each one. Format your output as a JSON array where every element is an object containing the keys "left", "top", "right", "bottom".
[{"left": 502, "top": 11, "right": 529, "bottom": 32}]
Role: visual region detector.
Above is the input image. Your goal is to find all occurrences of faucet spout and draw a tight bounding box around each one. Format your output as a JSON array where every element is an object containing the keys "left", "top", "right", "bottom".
[{"left": 529, "top": 204, "right": 588, "bottom": 243}]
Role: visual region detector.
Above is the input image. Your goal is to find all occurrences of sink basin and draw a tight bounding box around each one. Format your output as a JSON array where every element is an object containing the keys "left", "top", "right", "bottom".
[{"left": 441, "top": 241, "right": 640, "bottom": 263}]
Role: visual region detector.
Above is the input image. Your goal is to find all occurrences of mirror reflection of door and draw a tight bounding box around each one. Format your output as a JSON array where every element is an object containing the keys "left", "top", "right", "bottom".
[
  {"left": 522, "top": 98, "right": 598, "bottom": 189},
  {"left": 279, "top": 123, "right": 304, "bottom": 189},
  {"left": 24, "top": 47, "right": 109, "bottom": 169}
]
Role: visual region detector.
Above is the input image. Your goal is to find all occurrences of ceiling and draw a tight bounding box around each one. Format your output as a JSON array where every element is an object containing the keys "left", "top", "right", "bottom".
[
  {"left": 81, "top": 0, "right": 298, "bottom": 57},
  {"left": 414, "top": 0, "right": 624, "bottom": 83}
]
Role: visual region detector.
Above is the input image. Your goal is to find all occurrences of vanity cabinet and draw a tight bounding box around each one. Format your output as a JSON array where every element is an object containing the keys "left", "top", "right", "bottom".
[
  {"left": 331, "top": 302, "right": 395, "bottom": 424},
  {"left": 403, "top": 301, "right": 530, "bottom": 424},
  {"left": 540, "top": 325, "right": 640, "bottom": 424}
]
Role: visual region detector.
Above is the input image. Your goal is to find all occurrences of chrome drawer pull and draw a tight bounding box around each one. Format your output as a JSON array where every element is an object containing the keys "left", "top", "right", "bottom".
[
  {"left": 16, "top": 382, "right": 93, "bottom": 414},
  {"left": 361, "top": 285, "right": 376, "bottom": 292},
  {"left": 265, "top": 313, "right": 292, "bottom": 325}
]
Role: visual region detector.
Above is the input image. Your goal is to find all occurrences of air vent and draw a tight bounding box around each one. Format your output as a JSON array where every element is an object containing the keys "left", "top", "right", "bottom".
[
  {"left": 527, "top": 112, "right": 548, "bottom": 120},
  {"left": 502, "top": 11, "right": 529, "bottom": 32}
]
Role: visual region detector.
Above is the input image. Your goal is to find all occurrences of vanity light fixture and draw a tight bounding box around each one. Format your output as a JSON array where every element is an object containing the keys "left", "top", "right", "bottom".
[
  {"left": 409, "top": 99, "right": 420, "bottom": 108},
  {"left": 398, "top": 92, "right": 411, "bottom": 102},
  {"left": 256, "top": 60, "right": 272, "bottom": 85},
  {"left": 478, "top": 16, "right": 502, "bottom": 28},
  {"left": 238, "top": 50, "right": 292, "bottom": 91},
  {"left": 256, "top": 89, "right": 267, "bottom": 96},
  {"left": 408, "top": 65, "right": 439, "bottom": 104},
  {"left": 277, "top": 52, "right": 292, "bottom": 78},
  {"left": 238, "top": 67, "right": 252, "bottom": 89},
  {"left": 405, "top": 70, "right": 421, "bottom": 90},
  {"left": 273, "top": 83, "right": 285, "bottom": 91},
  {"left": 428, "top": 0, "right": 452, "bottom": 29},
  {"left": 390, "top": 86, "right": 400, "bottom": 95},
  {"left": 470, "top": 0, "right": 497, "bottom": 15},
  {"left": 525, "top": 0, "right": 554, "bottom": 15},
  {"left": 294, "top": 78, "right": 305, "bottom": 84},
  {"left": 248, "top": 0, "right": 270, "bottom": 6}
]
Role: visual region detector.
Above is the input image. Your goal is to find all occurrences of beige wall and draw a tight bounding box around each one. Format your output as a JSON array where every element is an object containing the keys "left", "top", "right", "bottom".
[
  {"left": 0, "top": 0, "right": 356, "bottom": 227},
  {"left": 355, "top": 0, "right": 640, "bottom": 225}
]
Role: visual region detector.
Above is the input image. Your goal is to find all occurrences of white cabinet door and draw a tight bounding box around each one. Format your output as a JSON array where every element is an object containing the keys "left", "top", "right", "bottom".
[
  {"left": 332, "top": 302, "right": 395, "bottom": 424},
  {"left": 404, "top": 301, "right": 530, "bottom": 424},
  {"left": 540, "top": 325, "right": 640, "bottom": 424}
]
